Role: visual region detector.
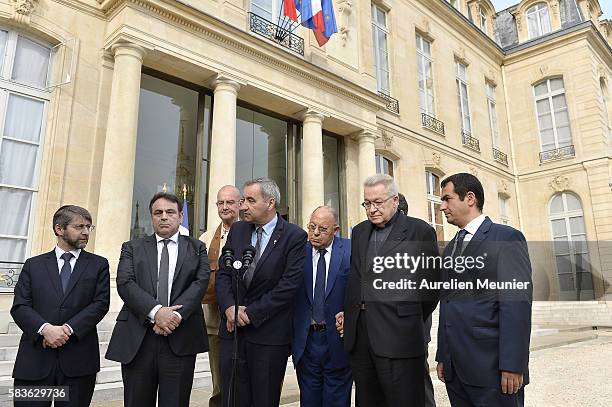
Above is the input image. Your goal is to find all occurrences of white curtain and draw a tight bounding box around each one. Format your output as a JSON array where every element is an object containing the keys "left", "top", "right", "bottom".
[
  {"left": 11, "top": 36, "right": 50, "bottom": 89},
  {"left": 0, "top": 140, "right": 38, "bottom": 188},
  {"left": 0, "top": 237, "right": 26, "bottom": 262},
  {"left": 0, "top": 30, "right": 7, "bottom": 73},
  {"left": 4, "top": 93, "right": 44, "bottom": 142},
  {"left": 0, "top": 187, "right": 32, "bottom": 237}
]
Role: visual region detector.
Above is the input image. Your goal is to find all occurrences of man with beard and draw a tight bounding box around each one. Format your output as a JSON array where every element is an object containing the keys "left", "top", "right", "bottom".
[{"left": 11, "top": 205, "right": 110, "bottom": 407}]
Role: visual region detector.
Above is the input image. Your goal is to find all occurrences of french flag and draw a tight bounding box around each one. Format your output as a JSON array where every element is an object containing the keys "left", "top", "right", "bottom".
[
  {"left": 284, "top": 0, "right": 337, "bottom": 47},
  {"left": 283, "top": 0, "right": 298, "bottom": 21},
  {"left": 298, "top": 0, "right": 324, "bottom": 32}
]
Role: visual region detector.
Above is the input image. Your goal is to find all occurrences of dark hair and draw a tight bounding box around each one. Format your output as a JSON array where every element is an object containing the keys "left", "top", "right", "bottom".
[
  {"left": 398, "top": 193, "right": 408, "bottom": 215},
  {"left": 52, "top": 205, "right": 92, "bottom": 236},
  {"left": 149, "top": 192, "right": 183, "bottom": 214},
  {"left": 440, "top": 173, "right": 485, "bottom": 211}
]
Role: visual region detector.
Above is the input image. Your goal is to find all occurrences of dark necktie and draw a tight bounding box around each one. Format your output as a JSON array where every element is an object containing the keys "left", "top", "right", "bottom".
[
  {"left": 244, "top": 226, "right": 263, "bottom": 288},
  {"left": 312, "top": 248, "right": 327, "bottom": 324},
  {"left": 453, "top": 229, "right": 468, "bottom": 257},
  {"left": 158, "top": 239, "right": 170, "bottom": 306},
  {"left": 60, "top": 252, "right": 74, "bottom": 294}
]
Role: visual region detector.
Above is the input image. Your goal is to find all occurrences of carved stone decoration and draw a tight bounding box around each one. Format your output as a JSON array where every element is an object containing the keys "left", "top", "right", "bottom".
[
  {"left": 337, "top": 0, "right": 352, "bottom": 46},
  {"left": 468, "top": 166, "right": 478, "bottom": 177},
  {"left": 598, "top": 65, "right": 607, "bottom": 83},
  {"left": 432, "top": 152, "right": 441, "bottom": 167},
  {"left": 497, "top": 180, "right": 510, "bottom": 197},
  {"left": 11, "top": 0, "right": 39, "bottom": 25},
  {"left": 381, "top": 131, "right": 393, "bottom": 149},
  {"left": 539, "top": 64, "right": 549, "bottom": 77},
  {"left": 515, "top": 13, "right": 523, "bottom": 33},
  {"left": 421, "top": 19, "right": 431, "bottom": 35},
  {"left": 550, "top": 175, "right": 570, "bottom": 192}
]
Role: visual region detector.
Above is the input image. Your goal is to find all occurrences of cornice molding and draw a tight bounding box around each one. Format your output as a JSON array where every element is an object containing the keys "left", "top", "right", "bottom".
[{"left": 98, "top": 0, "right": 385, "bottom": 113}]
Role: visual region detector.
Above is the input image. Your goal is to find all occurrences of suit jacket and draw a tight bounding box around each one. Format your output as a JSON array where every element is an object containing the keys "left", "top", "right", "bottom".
[
  {"left": 343, "top": 213, "right": 440, "bottom": 359},
  {"left": 292, "top": 238, "right": 351, "bottom": 369},
  {"left": 216, "top": 214, "right": 307, "bottom": 345},
  {"left": 105, "top": 234, "right": 210, "bottom": 364},
  {"left": 436, "top": 216, "right": 532, "bottom": 387},
  {"left": 11, "top": 250, "right": 110, "bottom": 380}
]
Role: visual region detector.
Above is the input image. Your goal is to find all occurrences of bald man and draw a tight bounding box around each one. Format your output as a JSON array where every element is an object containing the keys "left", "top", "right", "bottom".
[{"left": 199, "top": 185, "right": 241, "bottom": 407}]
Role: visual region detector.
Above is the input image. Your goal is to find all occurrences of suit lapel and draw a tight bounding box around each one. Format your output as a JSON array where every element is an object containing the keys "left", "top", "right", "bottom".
[
  {"left": 144, "top": 234, "right": 159, "bottom": 295},
  {"left": 461, "top": 217, "right": 492, "bottom": 259},
  {"left": 358, "top": 222, "right": 373, "bottom": 275},
  {"left": 44, "top": 250, "right": 63, "bottom": 298},
  {"left": 304, "top": 243, "right": 314, "bottom": 304},
  {"left": 379, "top": 215, "right": 409, "bottom": 257},
  {"left": 173, "top": 235, "right": 187, "bottom": 282},
  {"left": 254, "top": 215, "right": 283, "bottom": 272},
  {"left": 325, "top": 238, "right": 343, "bottom": 298},
  {"left": 61, "top": 251, "right": 90, "bottom": 302}
]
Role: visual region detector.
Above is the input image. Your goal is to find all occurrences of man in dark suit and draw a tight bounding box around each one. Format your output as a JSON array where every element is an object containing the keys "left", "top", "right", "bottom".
[
  {"left": 436, "top": 173, "right": 532, "bottom": 407},
  {"left": 342, "top": 174, "right": 439, "bottom": 407},
  {"left": 11, "top": 205, "right": 110, "bottom": 407},
  {"left": 217, "top": 177, "right": 307, "bottom": 407},
  {"left": 292, "top": 206, "right": 352, "bottom": 407},
  {"left": 105, "top": 192, "right": 210, "bottom": 407}
]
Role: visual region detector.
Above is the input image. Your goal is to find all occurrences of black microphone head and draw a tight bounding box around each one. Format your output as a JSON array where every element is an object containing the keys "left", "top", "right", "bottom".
[
  {"left": 220, "top": 246, "right": 234, "bottom": 268},
  {"left": 242, "top": 245, "right": 256, "bottom": 267}
]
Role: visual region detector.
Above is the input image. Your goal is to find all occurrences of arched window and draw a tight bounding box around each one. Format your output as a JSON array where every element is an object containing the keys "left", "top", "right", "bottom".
[
  {"left": 375, "top": 154, "right": 393, "bottom": 176},
  {"left": 479, "top": 7, "right": 488, "bottom": 34},
  {"left": 526, "top": 3, "right": 552, "bottom": 39},
  {"left": 0, "top": 28, "right": 52, "bottom": 265},
  {"left": 533, "top": 78, "right": 573, "bottom": 160},
  {"left": 425, "top": 171, "right": 444, "bottom": 241},
  {"left": 549, "top": 193, "right": 594, "bottom": 299}
]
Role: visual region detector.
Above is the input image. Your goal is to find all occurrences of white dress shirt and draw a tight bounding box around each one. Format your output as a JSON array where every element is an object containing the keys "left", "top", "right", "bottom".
[
  {"left": 453, "top": 214, "right": 486, "bottom": 255},
  {"left": 38, "top": 246, "right": 81, "bottom": 335},
  {"left": 148, "top": 231, "right": 182, "bottom": 322},
  {"left": 311, "top": 239, "right": 333, "bottom": 298}
]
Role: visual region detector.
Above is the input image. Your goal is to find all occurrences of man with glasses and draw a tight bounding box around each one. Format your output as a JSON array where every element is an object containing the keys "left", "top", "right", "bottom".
[
  {"left": 292, "top": 206, "right": 352, "bottom": 407},
  {"left": 11, "top": 205, "right": 110, "bottom": 407},
  {"left": 217, "top": 178, "right": 307, "bottom": 407},
  {"left": 199, "top": 185, "right": 241, "bottom": 407},
  {"left": 340, "top": 174, "right": 440, "bottom": 407}
]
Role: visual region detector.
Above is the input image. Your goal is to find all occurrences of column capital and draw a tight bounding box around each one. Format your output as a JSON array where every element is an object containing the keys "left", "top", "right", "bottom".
[
  {"left": 211, "top": 73, "right": 245, "bottom": 94},
  {"left": 351, "top": 130, "right": 379, "bottom": 143},
  {"left": 296, "top": 108, "right": 327, "bottom": 124},
  {"left": 110, "top": 42, "right": 147, "bottom": 62}
]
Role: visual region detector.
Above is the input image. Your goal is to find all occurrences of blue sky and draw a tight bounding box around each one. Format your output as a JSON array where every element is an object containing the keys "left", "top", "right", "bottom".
[{"left": 491, "top": 0, "right": 611, "bottom": 19}]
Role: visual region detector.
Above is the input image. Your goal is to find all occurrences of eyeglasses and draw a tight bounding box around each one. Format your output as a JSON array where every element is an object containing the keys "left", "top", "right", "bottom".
[
  {"left": 361, "top": 195, "right": 395, "bottom": 210},
  {"left": 307, "top": 224, "right": 332, "bottom": 234},
  {"left": 216, "top": 200, "right": 238, "bottom": 207},
  {"left": 69, "top": 224, "right": 95, "bottom": 231}
]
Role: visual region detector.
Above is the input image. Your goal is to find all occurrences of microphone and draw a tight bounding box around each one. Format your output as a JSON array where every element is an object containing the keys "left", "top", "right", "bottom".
[
  {"left": 221, "top": 246, "right": 234, "bottom": 269},
  {"left": 241, "top": 245, "right": 256, "bottom": 269}
]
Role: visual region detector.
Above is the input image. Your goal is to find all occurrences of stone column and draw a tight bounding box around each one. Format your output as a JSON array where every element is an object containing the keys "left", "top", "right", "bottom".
[
  {"left": 301, "top": 110, "right": 326, "bottom": 225},
  {"left": 353, "top": 131, "right": 378, "bottom": 220},
  {"left": 207, "top": 75, "right": 241, "bottom": 231},
  {"left": 95, "top": 43, "right": 146, "bottom": 280}
]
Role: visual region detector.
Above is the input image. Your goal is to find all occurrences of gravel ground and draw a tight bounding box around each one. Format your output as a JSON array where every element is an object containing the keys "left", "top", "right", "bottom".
[{"left": 430, "top": 331, "right": 612, "bottom": 407}]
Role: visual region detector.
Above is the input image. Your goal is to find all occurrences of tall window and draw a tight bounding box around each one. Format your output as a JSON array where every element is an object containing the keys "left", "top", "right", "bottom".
[
  {"left": 446, "top": 0, "right": 460, "bottom": 12},
  {"left": 527, "top": 3, "right": 552, "bottom": 39},
  {"left": 416, "top": 34, "right": 434, "bottom": 116},
  {"left": 549, "top": 193, "right": 594, "bottom": 299},
  {"left": 251, "top": 0, "right": 284, "bottom": 22},
  {"left": 487, "top": 82, "right": 500, "bottom": 148},
  {"left": 375, "top": 154, "right": 394, "bottom": 176},
  {"left": 372, "top": 5, "right": 390, "bottom": 95},
  {"left": 426, "top": 171, "right": 444, "bottom": 241},
  {"left": 0, "top": 29, "right": 51, "bottom": 264},
  {"left": 456, "top": 62, "right": 471, "bottom": 134},
  {"left": 498, "top": 195, "right": 510, "bottom": 225},
  {"left": 601, "top": 78, "right": 610, "bottom": 133},
  {"left": 534, "top": 78, "right": 572, "bottom": 153},
  {"left": 479, "top": 7, "right": 488, "bottom": 34}
]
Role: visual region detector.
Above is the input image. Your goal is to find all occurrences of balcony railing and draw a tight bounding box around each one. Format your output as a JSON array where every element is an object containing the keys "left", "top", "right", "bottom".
[
  {"left": 248, "top": 13, "right": 304, "bottom": 56},
  {"left": 0, "top": 261, "right": 23, "bottom": 292},
  {"left": 539, "top": 145, "right": 575, "bottom": 163},
  {"left": 378, "top": 92, "right": 400, "bottom": 114},
  {"left": 493, "top": 147, "right": 508, "bottom": 165},
  {"left": 421, "top": 113, "right": 445, "bottom": 135},
  {"left": 461, "top": 130, "right": 480, "bottom": 152}
]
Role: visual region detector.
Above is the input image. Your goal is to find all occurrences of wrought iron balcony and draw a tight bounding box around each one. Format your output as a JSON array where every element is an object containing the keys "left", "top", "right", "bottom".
[
  {"left": 378, "top": 92, "right": 399, "bottom": 114},
  {"left": 0, "top": 261, "right": 23, "bottom": 292},
  {"left": 539, "top": 145, "right": 575, "bottom": 163},
  {"left": 461, "top": 130, "right": 480, "bottom": 152},
  {"left": 492, "top": 147, "right": 508, "bottom": 165},
  {"left": 248, "top": 13, "right": 304, "bottom": 56},
  {"left": 421, "top": 113, "right": 445, "bottom": 135}
]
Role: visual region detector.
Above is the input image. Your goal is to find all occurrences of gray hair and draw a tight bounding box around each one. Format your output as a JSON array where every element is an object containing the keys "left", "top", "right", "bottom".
[
  {"left": 52, "top": 205, "right": 92, "bottom": 236},
  {"left": 311, "top": 205, "right": 339, "bottom": 224},
  {"left": 243, "top": 177, "right": 281, "bottom": 208},
  {"left": 363, "top": 174, "right": 398, "bottom": 197}
]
